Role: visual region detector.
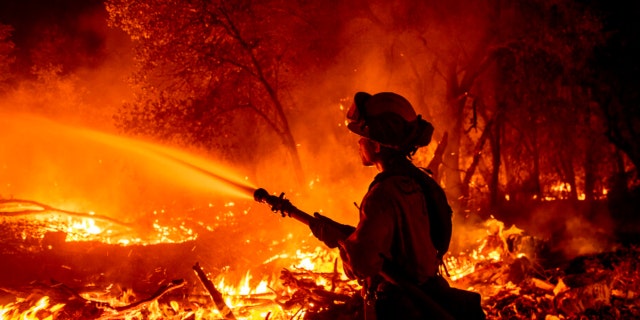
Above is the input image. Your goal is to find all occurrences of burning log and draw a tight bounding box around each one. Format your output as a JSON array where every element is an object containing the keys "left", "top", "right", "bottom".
[
  {"left": 0, "top": 199, "right": 131, "bottom": 227},
  {"left": 279, "top": 268, "right": 354, "bottom": 304},
  {"left": 477, "top": 245, "right": 640, "bottom": 319},
  {"left": 0, "top": 280, "right": 106, "bottom": 319},
  {"left": 192, "top": 262, "right": 237, "bottom": 319},
  {"left": 0, "top": 278, "right": 185, "bottom": 319},
  {"left": 555, "top": 272, "right": 613, "bottom": 316},
  {"left": 112, "top": 279, "right": 185, "bottom": 313},
  {"left": 277, "top": 268, "right": 363, "bottom": 319},
  {"left": 3, "top": 190, "right": 640, "bottom": 320}
]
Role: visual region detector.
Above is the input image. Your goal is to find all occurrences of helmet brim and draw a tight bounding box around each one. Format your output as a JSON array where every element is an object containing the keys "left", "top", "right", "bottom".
[{"left": 347, "top": 120, "right": 369, "bottom": 138}]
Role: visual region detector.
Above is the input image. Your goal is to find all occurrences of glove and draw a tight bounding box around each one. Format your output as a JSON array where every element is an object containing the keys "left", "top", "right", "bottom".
[{"left": 309, "top": 212, "right": 355, "bottom": 249}]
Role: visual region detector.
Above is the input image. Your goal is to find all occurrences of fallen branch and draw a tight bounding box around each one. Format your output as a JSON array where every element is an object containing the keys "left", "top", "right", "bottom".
[
  {"left": 427, "top": 132, "right": 448, "bottom": 181},
  {"left": 280, "top": 268, "right": 353, "bottom": 304},
  {"left": 0, "top": 199, "right": 131, "bottom": 227},
  {"left": 113, "top": 279, "right": 185, "bottom": 312},
  {"left": 193, "top": 262, "right": 237, "bottom": 319},
  {"left": 1, "top": 278, "right": 185, "bottom": 319}
]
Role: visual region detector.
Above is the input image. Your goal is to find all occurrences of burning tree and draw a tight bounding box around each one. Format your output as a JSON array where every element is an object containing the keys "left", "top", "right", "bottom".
[
  {"left": 2, "top": 197, "right": 640, "bottom": 319},
  {"left": 104, "top": 0, "right": 349, "bottom": 184},
  {"left": 1, "top": 0, "right": 640, "bottom": 319},
  {"left": 339, "top": 0, "right": 609, "bottom": 210},
  {"left": 103, "top": 0, "right": 635, "bottom": 214}
]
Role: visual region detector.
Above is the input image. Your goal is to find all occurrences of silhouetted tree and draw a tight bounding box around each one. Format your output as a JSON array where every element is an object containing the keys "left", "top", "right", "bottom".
[
  {"left": 589, "top": 1, "right": 640, "bottom": 184},
  {"left": 349, "top": 0, "right": 607, "bottom": 209},
  {"left": 0, "top": 23, "right": 15, "bottom": 93},
  {"left": 103, "top": 0, "right": 633, "bottom": 209},
  {"left": 105, "top": 0, "right": 338, "bottom": 183}
]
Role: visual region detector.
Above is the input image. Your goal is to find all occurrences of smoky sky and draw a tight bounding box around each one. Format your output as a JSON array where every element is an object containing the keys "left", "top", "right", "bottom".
[
  {"left": 1, "top": 0, "right": 637, "bottom": 76},
  {"left": 0, "top": 0, "right": 109, "bottom": 74},
  {"left": 0, "top": 0, "right": 638, "bottom": 254}
]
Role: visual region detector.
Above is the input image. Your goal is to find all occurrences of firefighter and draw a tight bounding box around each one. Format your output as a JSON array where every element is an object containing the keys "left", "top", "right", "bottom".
[{"left": 309, "top": 92, "right": 460, "bottom": 319}]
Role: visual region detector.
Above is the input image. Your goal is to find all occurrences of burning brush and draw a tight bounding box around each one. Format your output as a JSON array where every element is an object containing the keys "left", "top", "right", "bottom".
[{"left": 1, "top": 181, "right": 640, "bottom": 319}]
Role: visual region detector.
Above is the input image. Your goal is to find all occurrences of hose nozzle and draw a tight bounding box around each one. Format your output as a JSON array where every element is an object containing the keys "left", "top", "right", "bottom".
[
  {"left": 253, "top": 188, "right": 293, "bottom": 217},
  {"left": 253, "top": 188, "right": 270, "bottom": 203},
  {"left": 253, "top": 188, "right": 314, "bottom": 226}
]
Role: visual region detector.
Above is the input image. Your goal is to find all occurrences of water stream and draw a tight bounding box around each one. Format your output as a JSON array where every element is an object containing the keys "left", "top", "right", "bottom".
[{"left": 0, "top": 113, "right": 256, "bottom": 220}]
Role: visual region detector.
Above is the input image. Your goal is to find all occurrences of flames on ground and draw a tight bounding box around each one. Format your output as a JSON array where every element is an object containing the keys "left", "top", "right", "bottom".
[{"left": 1, "top": 199, "right": 639, "bottom": 320}]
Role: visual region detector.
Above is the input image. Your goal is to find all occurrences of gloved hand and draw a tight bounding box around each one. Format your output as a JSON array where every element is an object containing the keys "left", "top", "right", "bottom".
[{"left": 309, "top": 212, "right": 355, "bottom": 249}]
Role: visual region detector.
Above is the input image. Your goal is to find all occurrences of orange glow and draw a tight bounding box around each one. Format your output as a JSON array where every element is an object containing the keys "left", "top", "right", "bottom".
[
  {"left": 0, "top": 198, "right": 616, "bottom": 320},
  {"left": 0, "top": 220, "right": 513, "bottom": 319},
  {"left": 445, "top": 217, "right": 525, "bottom": 282},
  {"left": 0, "top": 114, "right": 256, "bottom": 218},
  {"left": 0, "top": 297, "right": 64, "bottom": 320},
  {"left": 0, "top": 109, "right": 619, "bottom": 319}
]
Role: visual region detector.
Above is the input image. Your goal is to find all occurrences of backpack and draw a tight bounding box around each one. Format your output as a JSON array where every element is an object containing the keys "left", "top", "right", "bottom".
[{"left": 370, "top": 165, "right": 453, "bottom": 259}]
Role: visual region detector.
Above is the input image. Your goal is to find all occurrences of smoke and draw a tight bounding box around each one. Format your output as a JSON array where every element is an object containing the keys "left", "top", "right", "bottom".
[
  {"left": 254, "top": 0, "right": 466, "bottom": 226},
  {"left": 527, "top": 201, "right": 617, "bottom": 259},
  {"left": 0, "top": 0, "right": 621, "bottom": 280}
]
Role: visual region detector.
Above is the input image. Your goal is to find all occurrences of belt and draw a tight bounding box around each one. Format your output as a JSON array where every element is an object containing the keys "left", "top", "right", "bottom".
[{"left": 371, "top": 275, "right": 446, "bottom": 300}]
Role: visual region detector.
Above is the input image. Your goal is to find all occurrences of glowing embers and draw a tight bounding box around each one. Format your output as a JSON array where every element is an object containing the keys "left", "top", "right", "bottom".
[
  {"left": 68, "top": 216, "right": 101, "bottom": 235},
  {"left": 0, "top": 245, "right": 359, "bottom": 319},
  {"left": 445, "top": 217, "right": 527, "bottom": 281},
  {"left": 0, "top": 296, "right": 63, "bottom": 320},
  {"left": 16, "top": 214, "right": 197, "bottom": 246},
  {"left": 0, "top": 198, "right": 199, "bottom": 246},
  {"left": 206, "top": 247, "right": 361, "bottom": 319}
]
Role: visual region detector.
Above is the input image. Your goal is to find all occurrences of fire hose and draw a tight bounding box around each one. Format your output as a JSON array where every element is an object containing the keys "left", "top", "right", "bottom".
[{"left": 253, "top": 188, "right": 455, "bottom": 320}]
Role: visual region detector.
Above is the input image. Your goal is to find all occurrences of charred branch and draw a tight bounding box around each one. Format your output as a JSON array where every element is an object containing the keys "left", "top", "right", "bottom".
[
  {"left": 192, "top": 262, "right": 237, "bottom": 319},
  {"left": 0, "top": 199, "right": 131, "bottom": 227},
  {"left": 112, "top": 279, "right": 185, "bottom": 313},
  {"left": 462, "top": 119, "right": 494, "bottom": 203},
  {"left": 0, "top": 278, "right": 185, "bottom": 319},
  {"left": 427, "top": 132, "right": 448, "bottom": 181},
  {"left": 277, "top": 268, "right": 363, "bottom": 319}
]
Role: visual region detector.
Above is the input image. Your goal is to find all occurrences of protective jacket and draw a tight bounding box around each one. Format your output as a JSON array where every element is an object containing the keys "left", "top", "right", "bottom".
[
  {"left": 344, "top": 175, "right": 438, "bottom": 283},
  {"left": 338, "top": 160, "right": 485, "bottom": 320},
  {"left": 340, "top": 160, "right": 439, "bottom": 289}
]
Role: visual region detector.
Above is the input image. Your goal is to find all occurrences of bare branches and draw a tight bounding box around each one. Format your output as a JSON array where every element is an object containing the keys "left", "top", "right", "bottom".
[
  {"left": 113, "top": 279, "right": 185, "bottom": 313},
  {"left": 0, "top": 199, "right": 132, "bottom": 227},
  {"left": 1, "top": 279, "right": 185, "bottom": 319}
]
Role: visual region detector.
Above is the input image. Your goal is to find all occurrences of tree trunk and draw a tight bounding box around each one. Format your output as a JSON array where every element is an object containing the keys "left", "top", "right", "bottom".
[
  {"left": 531, "top": 128, "right": 542, "bottom": 200},
  {"left": 427, "top": 132, "right": 448, "bottom": 182},
  {"left": 443, "top": 89, "right": 465, "bottom": 209},
  {"left": 440, "top": 19, "right": 498, "bottom": 210},
  {"left": 567, "top": 160, "right": 578, "bottom": 201},
  {"left": 600, "top": 97, "right": 640, "bottom": 178},
  {"left": 489, "top": 118, "right": 501, "bottom": 209},
  {"left": 584, "top": 140, "right": 596, "bottom": 201},
  {"left": 461, "top": 119, "right": 494, "bottom": 204},
  {"left": 611, "top": 149, "right": 629, "bottom": 195},
  {"left": 218, "top": 7, "right": 306, "bottom": 186}
]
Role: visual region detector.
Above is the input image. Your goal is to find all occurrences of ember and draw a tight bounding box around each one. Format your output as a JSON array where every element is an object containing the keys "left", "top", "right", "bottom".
[
  {"left": 0, "top": 117, "right": 638, "bottom": 319},
  {"left": 2, "top": 195, "right": 640, "bottom": 319},
  {"left": 1, "top": 1, "right": 640, "bottom": 318}
]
